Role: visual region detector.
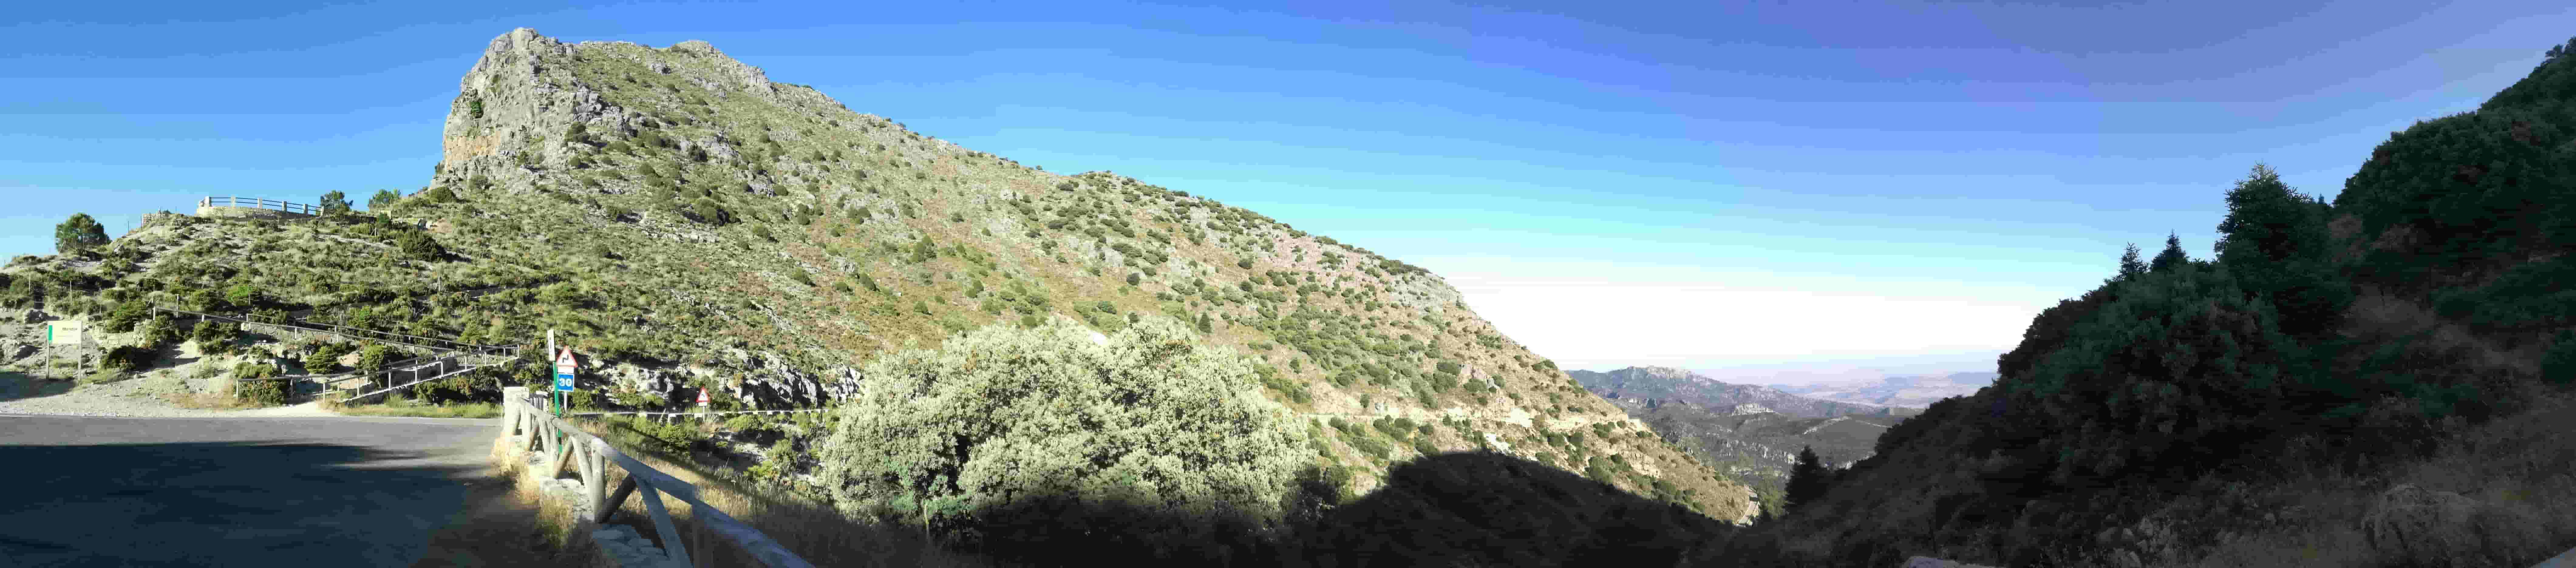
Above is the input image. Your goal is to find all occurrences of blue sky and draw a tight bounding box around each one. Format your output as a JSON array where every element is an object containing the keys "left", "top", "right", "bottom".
[{"left": 5, "top": 1, "right": 2568, "bottom": 384}]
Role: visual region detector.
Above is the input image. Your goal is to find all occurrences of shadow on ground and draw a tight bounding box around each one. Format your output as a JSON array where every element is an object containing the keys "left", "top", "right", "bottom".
[
  {"left": 0, "top": 417, "right": 491, "bottom": 567},
  {"left": 0, "top": 370, "right": 75, "bottom": 404}
]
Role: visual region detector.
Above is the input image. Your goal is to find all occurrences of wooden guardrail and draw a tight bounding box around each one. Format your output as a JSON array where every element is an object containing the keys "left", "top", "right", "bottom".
[
  {"left": 199, "top": 196, "right": 323, "bottom": 216},
  {"left": 504, "top": 387, "right": 815, "bottom": 568}
]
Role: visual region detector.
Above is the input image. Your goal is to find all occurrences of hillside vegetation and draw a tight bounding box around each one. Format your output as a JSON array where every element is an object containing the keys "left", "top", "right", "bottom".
[
  {"left": 0, "top": 27, "right": 1765, "bottom": 564},
  {"left": 1695, "top": 36, "right": 2576, "bottom": 568}
]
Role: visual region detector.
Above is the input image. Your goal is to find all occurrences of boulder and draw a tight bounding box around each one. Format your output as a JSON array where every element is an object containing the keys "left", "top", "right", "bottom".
[{"left": 2360, "top": 483, "right": 2483, "bottom": 563}]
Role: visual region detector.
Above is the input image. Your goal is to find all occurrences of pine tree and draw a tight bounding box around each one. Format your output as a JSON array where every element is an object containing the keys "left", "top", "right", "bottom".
[
  {"left": 2116, "top": 243, "right": 2146, "bottom": 282},
  {"left": 2149, "top": 232, "right": 2188, "bottom": 273},
  {"left": 318, "top": 191, "right": 352, "bottom": 216},
  {"left": 54, "top": 213, "right": 109, "bottom": 254},
  {"left": 2215, "top": 163, "right": 2350, "bottom": 336},
  {"left": 367, "top": 189, "right": 403, "bottom": 210},
  {"left": 1785, "top": 445, "right": 1830, "bottom": 513}
]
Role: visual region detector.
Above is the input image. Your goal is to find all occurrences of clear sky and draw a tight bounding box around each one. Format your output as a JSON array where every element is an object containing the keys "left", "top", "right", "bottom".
[{"left": 5, "top": 1, "right": 2568, "bottom": 384}]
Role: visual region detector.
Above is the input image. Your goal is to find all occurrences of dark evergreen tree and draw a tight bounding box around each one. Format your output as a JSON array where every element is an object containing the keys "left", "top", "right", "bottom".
[
  {"left": 2115, "top": 242, "right": 2146, "bottom": 283},
  {"left": 2215, "top": 164, "right": 2352, "bottom": 337},
  {"left": 2149, "top": 232, "right": 2188, "bottom": 274},
  {"left": 367, "top": 189, "right": 402, "bottom": 210},
  {"left": 54, "top": 213, "right": 108, "bottom": 254},
  {"left": 1784, "top": 445, "right": 1829, "bottom": 513}
]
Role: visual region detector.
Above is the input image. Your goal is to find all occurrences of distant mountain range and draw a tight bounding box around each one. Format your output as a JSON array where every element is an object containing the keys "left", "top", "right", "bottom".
[
  {"left": 1763, "top": 371, "right": 1996, "bottom": 408},
  {"left": 1567, "top": 366, "right": 1920, "bottom": 419},
  {"left": 1569, "top": 366, "right": 1912, "bottom": 513}
]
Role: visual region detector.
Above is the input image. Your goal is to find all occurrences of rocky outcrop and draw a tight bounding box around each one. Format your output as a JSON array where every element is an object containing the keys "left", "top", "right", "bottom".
[{"left": 2361, "top": 483, "right": 2485, "bottom": 564}]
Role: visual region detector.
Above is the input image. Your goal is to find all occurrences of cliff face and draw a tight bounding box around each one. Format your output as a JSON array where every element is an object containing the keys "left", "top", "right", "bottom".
[{"left": 399, "top": 28, "right": 1758, "bottom": 522}]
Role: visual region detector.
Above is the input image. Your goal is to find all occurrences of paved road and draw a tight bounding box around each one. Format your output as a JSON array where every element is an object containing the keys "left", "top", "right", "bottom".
[{"left": 0, "top": 414, "right": 500, "bottom": 567}]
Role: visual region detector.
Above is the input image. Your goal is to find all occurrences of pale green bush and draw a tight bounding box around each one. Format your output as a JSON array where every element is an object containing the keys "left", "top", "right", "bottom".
[{"left": 813, "top": 314, "right": 1311, "bottom": 559}]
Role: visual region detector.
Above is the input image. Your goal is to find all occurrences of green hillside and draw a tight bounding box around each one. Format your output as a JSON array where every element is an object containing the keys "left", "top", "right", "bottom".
[
  {"left": 0, "top": 28, "right": 1764, "bottom": 566},
  {"left": 1694, "top": 36, "right": 2576, "bottom": 568}
]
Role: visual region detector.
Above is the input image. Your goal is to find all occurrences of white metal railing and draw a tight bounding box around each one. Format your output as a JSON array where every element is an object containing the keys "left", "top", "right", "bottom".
[
  {"left": 504, "top": 387, "right": 815, "bottom": 568},
  {"left": 199, "top": 196, "right": 323, "bottom": 215}
]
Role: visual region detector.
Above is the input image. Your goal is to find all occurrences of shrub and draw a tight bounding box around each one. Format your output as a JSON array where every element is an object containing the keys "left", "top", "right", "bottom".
[
  {"left": 190, "top": 320, "right": 239, "bottom": 354},
  {"left": 2544, "top": 331, "right": 2576, "bottom": 387},
  {"left": 420, "top": 186, "right": 459, "bottom": 203},
  {"left": 396, "top": 230, "right": 444, "bottom": 261},
  {"left": 812, "top": 315, "right": 1311, "bottom": 561},
  {"left": 356, "top": 343, "right": 390, "bottom": 374},
  {"left": 102, "top": 299, "right": 149, "bottom": 333},
  {"left": 233, "top": 363, "right": 285, "bottom": 405},
  {"left": 137, "top": 315, "right": 182, "bottom": 349},
  {"left": 99, "top": 344, "right": 155, "bottom": 372},
  {"left": 788, "top": 270, "right": 814, "bottom": 287},
  {"left": 304, "top": 341, "right": 346, "bottom": 374}
]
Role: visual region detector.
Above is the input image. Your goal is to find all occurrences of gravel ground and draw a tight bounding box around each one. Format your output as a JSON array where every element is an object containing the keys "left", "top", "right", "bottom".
[{"left": 0, "top": 371, "right": 335, "bottom": 418}]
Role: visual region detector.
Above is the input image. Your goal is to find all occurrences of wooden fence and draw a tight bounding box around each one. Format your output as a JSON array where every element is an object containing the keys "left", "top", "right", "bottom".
[
  {"left": 199, "top": 196, "right": 323, "bottom": 216},
  {"left": 504, "top": 387, "right": 816, "bottom": 568}
]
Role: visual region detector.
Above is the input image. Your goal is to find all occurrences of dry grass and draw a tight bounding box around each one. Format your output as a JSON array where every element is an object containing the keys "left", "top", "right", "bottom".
[
  {"left": 156, "top": 374, "right": 256, "bottom": 410},
  {"left": 410, "top": 435, "right": 613, "bottom": 567},
  {"left": 2163, "top": 383, "right": 2576, "bottom": 568},
  {"left": 333, "top": 400, "right": 504, "bottom": 418}
]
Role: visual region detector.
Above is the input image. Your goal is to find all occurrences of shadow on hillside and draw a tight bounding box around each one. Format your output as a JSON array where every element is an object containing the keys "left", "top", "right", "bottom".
[
  {"left": 914, "top": 450, "right": 1733, "bottom": 568},
  {"left": 0, "top": 431, "right": 485, "bottom": 566}
]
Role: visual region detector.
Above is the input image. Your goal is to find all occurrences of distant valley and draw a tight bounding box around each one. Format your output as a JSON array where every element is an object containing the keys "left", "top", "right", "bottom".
[
  {"left": 1570, "top": 366, "right": 1923, "bottom": 515},
  {"left": 1763, "top": 370, "right": 1996, "bottom": 408}
]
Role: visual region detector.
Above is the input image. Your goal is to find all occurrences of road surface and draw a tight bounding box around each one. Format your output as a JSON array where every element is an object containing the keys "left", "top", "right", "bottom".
[{"left": 0, "top": 414, "right": 499, "bottom": 567}]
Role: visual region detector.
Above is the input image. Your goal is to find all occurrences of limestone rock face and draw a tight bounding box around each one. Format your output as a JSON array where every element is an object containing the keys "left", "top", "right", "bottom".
[{"left": 2360, "top": 483, "right": 2485, "bottom": 563}]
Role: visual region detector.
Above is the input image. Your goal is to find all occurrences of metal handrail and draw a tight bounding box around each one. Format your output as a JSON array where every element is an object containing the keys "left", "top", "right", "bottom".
[
  {"left": 505, "top": 388, "right": 816, "bottom": 567},
  {"left": 199, "top": 196, "right": 324, "bottom": 216}
]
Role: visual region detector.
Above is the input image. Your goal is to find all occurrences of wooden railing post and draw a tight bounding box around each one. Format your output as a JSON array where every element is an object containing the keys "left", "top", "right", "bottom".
[{"left": 639, "top": 484, "right": 692, "bottom": 565}]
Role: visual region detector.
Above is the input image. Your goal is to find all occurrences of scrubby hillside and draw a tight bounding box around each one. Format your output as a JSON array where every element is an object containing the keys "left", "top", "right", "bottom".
[
  {"left": 1600, "top": 393, "right": 1904, "bottom": 519},
  {"left": 1696, "top": 36, "right": 2576, "bottom": 568},
  {"left": 2, "top": 27, "right": 1763, "bottom": 559}
]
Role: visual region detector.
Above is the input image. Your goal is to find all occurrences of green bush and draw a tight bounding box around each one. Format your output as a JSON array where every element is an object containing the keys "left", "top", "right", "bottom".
[
  {"left": 812, "top": 315, "right": 1310, "bottom": 560},
  {"left": 190, "top": 320, "right": 240, "bottom": 355},
  {"left": 99, "top": 345, "right": 155, "bottom": 372},
  {"left": 102, "top": 299, "right": 148, "bottom": 333},
  {"left": 396, "top": 230, "right": 444, "bottom": 261},
  {"left": 2543, "top": 331, "right": 2576, "bottom": 387},
  {"left": 304, "top": 341, "right": 346, "bottom": 374},
  {"left": 356, "top": 343, "right": 390, "bottom": 374},
  {"left": 135, "top": 315, "right": 182, "bottom": 349},
  {"left": 233, "top": 363, "right": 285, "bottom": 405}
]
